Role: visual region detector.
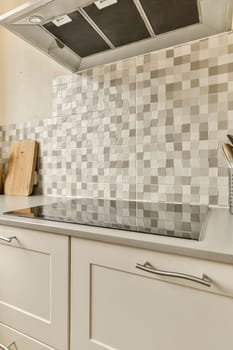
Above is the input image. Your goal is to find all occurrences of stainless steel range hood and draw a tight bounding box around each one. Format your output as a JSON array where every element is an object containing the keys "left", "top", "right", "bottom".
[{"left": 0, "top": 0, "right": 232, "bottom": 72}]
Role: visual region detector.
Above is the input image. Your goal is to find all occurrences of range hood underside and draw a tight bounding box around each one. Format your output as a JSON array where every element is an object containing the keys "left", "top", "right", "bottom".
[{"left": 0, "top": 0, "right": 232, "bottom": 72}]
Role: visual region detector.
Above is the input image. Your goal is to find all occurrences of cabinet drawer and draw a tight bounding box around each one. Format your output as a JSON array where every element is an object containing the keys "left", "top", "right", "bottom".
[
  {"left": 0, "top": 322, "right": 54, "bottom": 350},
  {"left": 71, "top": 238, "right": 233, "bottom": 350},
  {"left": 74, "top": 238, "right": 233, "bottom": 298},
  {"left": 0, "top": 226, "right": 69, "bottom": 350}
]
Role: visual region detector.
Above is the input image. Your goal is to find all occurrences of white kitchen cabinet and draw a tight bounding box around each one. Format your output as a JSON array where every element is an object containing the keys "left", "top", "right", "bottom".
[
  {"left": 0, "top": 225, "right": 69, "bottom": 350},
  {"left": 71, "top": 237, "right": 233, "bottom": 350}
]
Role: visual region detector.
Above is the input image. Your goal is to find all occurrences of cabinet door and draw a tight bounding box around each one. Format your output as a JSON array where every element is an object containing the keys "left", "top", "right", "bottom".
[
  {"left": 0, "top": 322, "right": 55, "bottom": 350},
  {"left": 0, "top": 226, "right": 69, "bottom": 350},
  {"left": 71, "top": 238, "right": 233, "bottom": 350}
]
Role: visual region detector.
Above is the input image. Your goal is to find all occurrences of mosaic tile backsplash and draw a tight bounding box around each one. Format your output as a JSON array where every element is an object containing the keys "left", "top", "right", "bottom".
[{"left": 2, "top": 31, "right": 233, "bottom": 206}]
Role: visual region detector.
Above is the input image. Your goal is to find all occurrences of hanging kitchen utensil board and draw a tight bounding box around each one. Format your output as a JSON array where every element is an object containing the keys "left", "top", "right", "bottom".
[{"left": 4, "top": 140, "right": 39, "bottom": 196}]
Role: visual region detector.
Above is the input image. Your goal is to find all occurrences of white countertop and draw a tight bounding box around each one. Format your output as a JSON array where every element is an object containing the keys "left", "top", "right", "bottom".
[{"left": 0, "top": 195, "right": 233, "bottom": 264}]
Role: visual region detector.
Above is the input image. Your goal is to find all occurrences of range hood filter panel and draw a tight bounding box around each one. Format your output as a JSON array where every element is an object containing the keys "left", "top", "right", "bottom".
[
  {"left": 84, "top": 0, "right": 150, "bottom": 47},
  {"left": 44, "top": 10, "right": 110, "bottom": 57},
  {"left": 139, "top": 0, "right": 200, "bottom": 35}
]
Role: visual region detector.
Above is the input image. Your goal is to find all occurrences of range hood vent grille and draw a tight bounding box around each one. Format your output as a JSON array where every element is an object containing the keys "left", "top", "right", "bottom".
[
  {"left": 44, "top": 10, "right": 110, "bottom": 57},
  {"left": 43, "top": 0, "right": 200, "bottom": 58},
  {"left": 139, "top": 0, "right": 200, "bottom": 34},
  {"left": 83, "top": 0, "right": 151, "bottom": 48}
]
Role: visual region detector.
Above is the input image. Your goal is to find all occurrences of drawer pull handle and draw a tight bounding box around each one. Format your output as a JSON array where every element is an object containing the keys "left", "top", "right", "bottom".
[
  {"left": 0, "top": 342, "right": 16, "bottom": 350},
  {"left": 0, "top": 236, "right": 17, "bottom": 243},
  {"left": 136, "top": 261, "right": 211, "bottom": 287}
]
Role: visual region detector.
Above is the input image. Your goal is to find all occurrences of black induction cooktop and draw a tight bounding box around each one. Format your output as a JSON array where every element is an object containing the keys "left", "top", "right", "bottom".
[{"left": 4, "top": 199, "right": 209, "bottom": 241}]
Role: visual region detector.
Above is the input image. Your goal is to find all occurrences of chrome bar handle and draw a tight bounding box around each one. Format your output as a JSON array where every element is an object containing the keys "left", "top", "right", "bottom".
[
  {"left": 0, "top": 342, "right": 16, "bottom": 350},
  {"left": 136, "top": 261, "right": 211, "bottom": 287},
  {"left": 0, "top": 236, "right": 17, "bottom": 243}
]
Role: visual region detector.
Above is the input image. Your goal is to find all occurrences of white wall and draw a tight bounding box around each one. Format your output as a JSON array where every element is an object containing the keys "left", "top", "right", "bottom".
[
  {"left": 0, "top": 26, "right": 67, "bottom": 125},
  {"left": 0, "top": 0, "right": 27, "bottom": 13}
]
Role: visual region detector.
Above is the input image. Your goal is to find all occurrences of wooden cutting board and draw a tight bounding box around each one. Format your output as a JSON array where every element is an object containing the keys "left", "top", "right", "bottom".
[{"left": 4, "top": 140, "right": 39, "bottom": 196}]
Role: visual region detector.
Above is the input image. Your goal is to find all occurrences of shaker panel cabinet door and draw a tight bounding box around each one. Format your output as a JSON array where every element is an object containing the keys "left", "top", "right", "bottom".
[
  {"left": 71, "top": 238, "right": 233, "bottom": 350},
  {"left": 0, "top": 226, "right": 69, "bottom": 350}
]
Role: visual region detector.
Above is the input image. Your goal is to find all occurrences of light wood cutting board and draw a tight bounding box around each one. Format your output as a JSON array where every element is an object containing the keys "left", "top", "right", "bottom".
[{"left": 4, "top": 140, "right": 39, "bottom": 196}]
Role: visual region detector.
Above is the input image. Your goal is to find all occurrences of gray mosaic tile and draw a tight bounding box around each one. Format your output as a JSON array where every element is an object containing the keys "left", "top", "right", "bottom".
[
  {"left": 135, "top": 32, "right": 233, "bottom": 205},
  {"left": 53, "top": 58, "right": 136, "bottom": 117},
  {"left": 1, "top": 109, "right": 136, "bottom": 200},
  {"left": 2, "top": 31, "right": 233, "bottom": 206}
]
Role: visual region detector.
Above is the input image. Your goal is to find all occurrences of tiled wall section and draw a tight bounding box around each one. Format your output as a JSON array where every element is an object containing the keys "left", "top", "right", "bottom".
[{"left": 2, "top": 32, "right": 233, "bottom": 206}]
